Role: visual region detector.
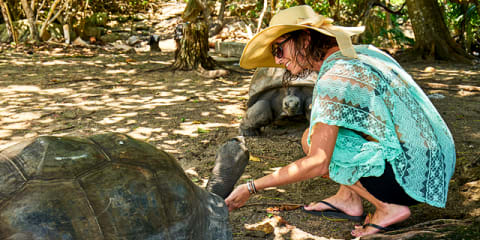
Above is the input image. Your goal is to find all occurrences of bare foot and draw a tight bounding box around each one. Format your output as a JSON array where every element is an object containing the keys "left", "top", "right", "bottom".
[
  {"left": 351, "top": 203, "right": 411, "bottom": 237},
  {"left": 303, "top": 186, "right": 363, "bottom": 217}
]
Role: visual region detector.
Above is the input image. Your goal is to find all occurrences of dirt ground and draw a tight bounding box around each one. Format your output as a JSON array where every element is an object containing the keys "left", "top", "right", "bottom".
[{"left": 0, "top": 40, "right": 479, "bottom": 239}]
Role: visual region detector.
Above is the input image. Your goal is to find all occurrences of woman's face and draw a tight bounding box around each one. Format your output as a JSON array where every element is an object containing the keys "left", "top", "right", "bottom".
[{"left": 272, "top": 36, "right": 307, "bottom": 75}]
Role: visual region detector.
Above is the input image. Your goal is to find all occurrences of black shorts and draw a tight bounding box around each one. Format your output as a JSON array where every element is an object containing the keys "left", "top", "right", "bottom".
[{"left": 359, "top": 161, "right": 419, "bottom": 206}]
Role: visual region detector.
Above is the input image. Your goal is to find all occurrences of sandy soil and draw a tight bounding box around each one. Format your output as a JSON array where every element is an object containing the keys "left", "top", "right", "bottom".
[{"left": 0, "top": 41, "right": 479, "bottom": 239}]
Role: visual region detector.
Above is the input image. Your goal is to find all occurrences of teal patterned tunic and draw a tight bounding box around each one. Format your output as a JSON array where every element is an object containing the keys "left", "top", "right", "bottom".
[{"left": 307, "top": 45, "right": 455, "bottom": 208}]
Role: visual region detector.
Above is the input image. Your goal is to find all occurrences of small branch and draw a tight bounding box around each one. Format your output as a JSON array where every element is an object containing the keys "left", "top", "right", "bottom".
[
  {"left": 373, "top": 1, "right": 406, "bottom": 15},
  {"left": 256, "top": 0, "right": 268, "bottom": 33},
  {"left": 46, "top": 78, "right": 101, "bottom": 85},
  {"left": 35, "top": 0, "right": 47, "bottom": 22},
  {"left": 39, "top": 0, "right": 62, "bottom": 40}
]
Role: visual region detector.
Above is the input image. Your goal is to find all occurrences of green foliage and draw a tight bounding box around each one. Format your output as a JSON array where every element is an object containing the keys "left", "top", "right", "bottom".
[
  {"left": 85, "top": 12, "right": 109, "bottom": 27},
  {"left": 442, "top": 1, "right": 480, "bottom": 55},
  {"left": 274, "top": 0, "right": 413, "bottom": 49},
  {"left": 305, "top": 0, "right": 330, "bottom": 16}
]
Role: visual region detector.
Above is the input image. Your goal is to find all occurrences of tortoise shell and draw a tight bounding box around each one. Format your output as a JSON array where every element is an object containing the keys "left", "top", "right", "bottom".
[
  {"left": 247, "top": 67, "right": 317, "bottom": 107},
  {"left": 0, "top": 133, "right": 231, "bottom": 239}
]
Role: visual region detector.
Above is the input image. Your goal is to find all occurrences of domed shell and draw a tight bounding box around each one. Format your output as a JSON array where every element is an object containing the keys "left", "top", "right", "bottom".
[
  {"left": 0, "top": 133, "right": 231, "bottom": 240},
  {"left": 247, "top": 67, "right": 317, "bottom": 107}
]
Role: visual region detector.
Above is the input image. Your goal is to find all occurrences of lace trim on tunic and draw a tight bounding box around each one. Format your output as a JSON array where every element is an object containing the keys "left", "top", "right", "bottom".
[{"left": 307, "top": 45, "right": 455, "bottom": 207}]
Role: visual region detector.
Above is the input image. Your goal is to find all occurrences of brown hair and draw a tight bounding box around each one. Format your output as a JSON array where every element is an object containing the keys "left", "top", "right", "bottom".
[{"left": 282, "top": 29, "right": 337, "bottom": 87}]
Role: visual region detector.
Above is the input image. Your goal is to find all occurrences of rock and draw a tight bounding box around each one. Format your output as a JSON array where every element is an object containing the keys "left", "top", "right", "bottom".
[
  {"left": 72, "top": 37, "right": 90, "bottom": 47},
  {"left": 127, "top": 36, "right": 141, "bottom": 46},
  {"left": 214, "top": 41, "right": 246, "bottom": 58},
  {"left": 149, "top": 35, "right": 161, "bottom": 51}
]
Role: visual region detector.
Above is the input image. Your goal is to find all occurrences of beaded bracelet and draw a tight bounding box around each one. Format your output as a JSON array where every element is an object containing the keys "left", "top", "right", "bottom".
[{"left": 246, "top": 179, "right": 257, "bottom": 194}]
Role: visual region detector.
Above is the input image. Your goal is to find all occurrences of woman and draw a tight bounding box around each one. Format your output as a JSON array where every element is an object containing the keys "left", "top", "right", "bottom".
[{"left": 225, "top": 5, "right": 456, "bottom": 237}]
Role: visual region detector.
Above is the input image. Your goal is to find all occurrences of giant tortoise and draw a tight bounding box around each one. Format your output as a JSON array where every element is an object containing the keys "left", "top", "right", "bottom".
[
  {"left": 239, "top": 67, "right": 316, "bottom": 136},
  {"left": 0, "top": 132, "right": 232, "bottom": 240}
]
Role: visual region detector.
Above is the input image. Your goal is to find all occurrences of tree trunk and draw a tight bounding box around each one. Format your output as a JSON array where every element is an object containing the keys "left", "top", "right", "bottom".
[
  {"left": 0, "top": 0, "right": 18, "bottom": 43},
  {"left": 208, "top": 0, "right": 226, "bottom": 37},
  {"left": 20, "top": 0, "right": 40, "bottom": 42},
  {"left": 405, "top": 0, "right": 471, "bottom": 62},
  {"left": 173, "top": 21, "right": 216, "bottom": 70},
  {"left": 38, "top": 0, "right": 62, "bottom": 40}
]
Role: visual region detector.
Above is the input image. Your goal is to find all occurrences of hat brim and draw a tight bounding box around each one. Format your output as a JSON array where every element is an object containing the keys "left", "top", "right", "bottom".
[{"left": 239, "top": 25, "right": 334, "bottom": 69}]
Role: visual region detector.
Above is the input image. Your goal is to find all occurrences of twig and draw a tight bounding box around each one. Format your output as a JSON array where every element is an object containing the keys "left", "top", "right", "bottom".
[
  {"left": 46, "top": 78, "right": 101, "bottom": 85},
  {"left": 256, "top": 0, "right": 268, "bottom": 33},
  {"left": 52, "top": 125, "right": 75, "bottom": 132}
]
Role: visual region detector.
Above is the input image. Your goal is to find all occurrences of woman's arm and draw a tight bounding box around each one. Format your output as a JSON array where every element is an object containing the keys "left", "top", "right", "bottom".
[{"left": 225, "top": 122, "right": 338, "bottom": 211}]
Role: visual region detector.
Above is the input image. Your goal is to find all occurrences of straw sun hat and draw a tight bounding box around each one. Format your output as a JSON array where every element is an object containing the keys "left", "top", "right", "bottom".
[{"left": 239, "top": 5, "right": 365, "bottom": 69}]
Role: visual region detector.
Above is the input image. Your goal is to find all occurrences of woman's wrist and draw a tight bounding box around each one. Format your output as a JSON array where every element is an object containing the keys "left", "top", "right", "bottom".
[{"left": 246, "top": 179, "right": 258, "bottom": 194}]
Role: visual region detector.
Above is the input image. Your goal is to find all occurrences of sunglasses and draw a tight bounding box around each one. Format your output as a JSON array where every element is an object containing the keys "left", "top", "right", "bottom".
[{"left": 271, "top": 36, "right": 292, "bottom": 58}]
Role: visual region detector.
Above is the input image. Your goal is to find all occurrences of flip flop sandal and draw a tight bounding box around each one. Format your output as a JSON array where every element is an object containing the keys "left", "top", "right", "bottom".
[
  {"left": 302, "top": 200, "right": 366, "bottom": 222},
  {"left": 362, "top": 223, "right": 393, "bottom": 233}
]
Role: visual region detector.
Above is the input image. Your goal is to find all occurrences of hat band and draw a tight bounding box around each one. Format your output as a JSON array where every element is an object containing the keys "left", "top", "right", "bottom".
[{"left": 297, "top": 15, "right": 360, "bottom": 58}]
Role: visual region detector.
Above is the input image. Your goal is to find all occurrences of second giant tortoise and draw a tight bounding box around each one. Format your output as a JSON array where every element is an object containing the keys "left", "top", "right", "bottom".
[
  {"left": 0, "top": 132, "right": 231, "bottom": 239},
  {"left": 240, "top": 67, "right": 316, "bottom": 136}
]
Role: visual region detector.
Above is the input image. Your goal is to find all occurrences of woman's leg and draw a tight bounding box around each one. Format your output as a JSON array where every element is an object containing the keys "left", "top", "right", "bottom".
[
  {"left": 304, "top": 185, "right": 364, "bottom": 217},
  {"left": 302, "top": 128, "right": 364, "bottom": 217},
  {"left": 302, "top": 128, "right": 411, "bottom": 236},
  {"left": 347, "top": 182, "right": 411, "bottom": 237}
]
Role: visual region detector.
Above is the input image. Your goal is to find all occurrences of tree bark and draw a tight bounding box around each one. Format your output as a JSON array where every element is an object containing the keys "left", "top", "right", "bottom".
[
  {"left": 405, "top": 0, "right": 472, "bottom": 62},
  {"left": 0, "top": 0, "right": 18, "bottom": 43},
  {"left": 208, "top": 0, "right": 226, "bottom": 37},
  {"left": 174, "top": 0, "right": 216, "bottom": 71},
  {"left": 173, "top": 21, "right": 216, "bottom": 70},
  {"left": 20, "top": 0, "right": 40, "bottom": 42}
]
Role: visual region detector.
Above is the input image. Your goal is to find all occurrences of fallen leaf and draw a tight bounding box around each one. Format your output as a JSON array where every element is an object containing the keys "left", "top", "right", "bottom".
[
  {"left": 126, "top": 58, "right": 136, "bottom": 63},
  {"left": 244, "top": 215, "right": 288, "bottom": 235},
  {"left": 250, "top": 155, "right": 261, "bottom": 162},
  {"left": 197, "top": 128, "right": 209, "bottom": 133},
  {"left": 266, "top": 204, "right": 302, "bottom": 213}
]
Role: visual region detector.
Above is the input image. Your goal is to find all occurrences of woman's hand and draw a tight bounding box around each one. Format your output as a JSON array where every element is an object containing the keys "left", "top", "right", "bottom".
[{"left": 225, "top": 184, "right": 251, "bottom": 211}]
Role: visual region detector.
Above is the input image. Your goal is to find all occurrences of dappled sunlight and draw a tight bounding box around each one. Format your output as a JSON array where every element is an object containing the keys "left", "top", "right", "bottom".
[
  {"left": 218, "top": 104, "right": 244, "bottom": 116},
  {"left": 0, "top": 51, "right": 249, "bottom": 160},
  {"left": 41, "top": 60, "right": 73, "bottom": 66},
  {"left": 173, "top": 121, "right": 234, "bottom": 137},
  {"left": 105, "top": 69, "right": 137, "bottom": 75}
]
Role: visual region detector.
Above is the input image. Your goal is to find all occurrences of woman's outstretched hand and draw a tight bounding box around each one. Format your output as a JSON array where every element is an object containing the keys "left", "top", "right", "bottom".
[{"left": 225, "top": 184, "right": 251, "bottom": 211}]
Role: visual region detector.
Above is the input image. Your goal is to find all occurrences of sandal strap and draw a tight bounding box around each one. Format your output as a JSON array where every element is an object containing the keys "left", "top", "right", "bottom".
[
  {"left": 363, "top": 223, "right": 391, "bottom": 231},
  {"left": 318, "top": 200, "right": 341, "bottom": 212}
]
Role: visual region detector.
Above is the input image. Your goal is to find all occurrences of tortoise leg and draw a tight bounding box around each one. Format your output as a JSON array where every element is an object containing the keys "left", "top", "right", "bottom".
[{"left": 239, "top": 100, "right": 273, "bottom": 136}]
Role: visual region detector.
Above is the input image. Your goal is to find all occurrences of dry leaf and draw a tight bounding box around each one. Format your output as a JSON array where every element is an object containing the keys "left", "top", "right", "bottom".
[
  {"left": 266, "top": 204, "right": 302, "bottom": 213},
  {"left": 244, "top": 220, "right": 274, "bottom": 234},
  {"left": 244, "top": 215, "right": 287, "bottom": 234},
  {"left": 250, "top": 155, "right": 261, "bottom": 162},
  {"left": 126, "top": 58, "right": 136, "bottom": 63}
]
